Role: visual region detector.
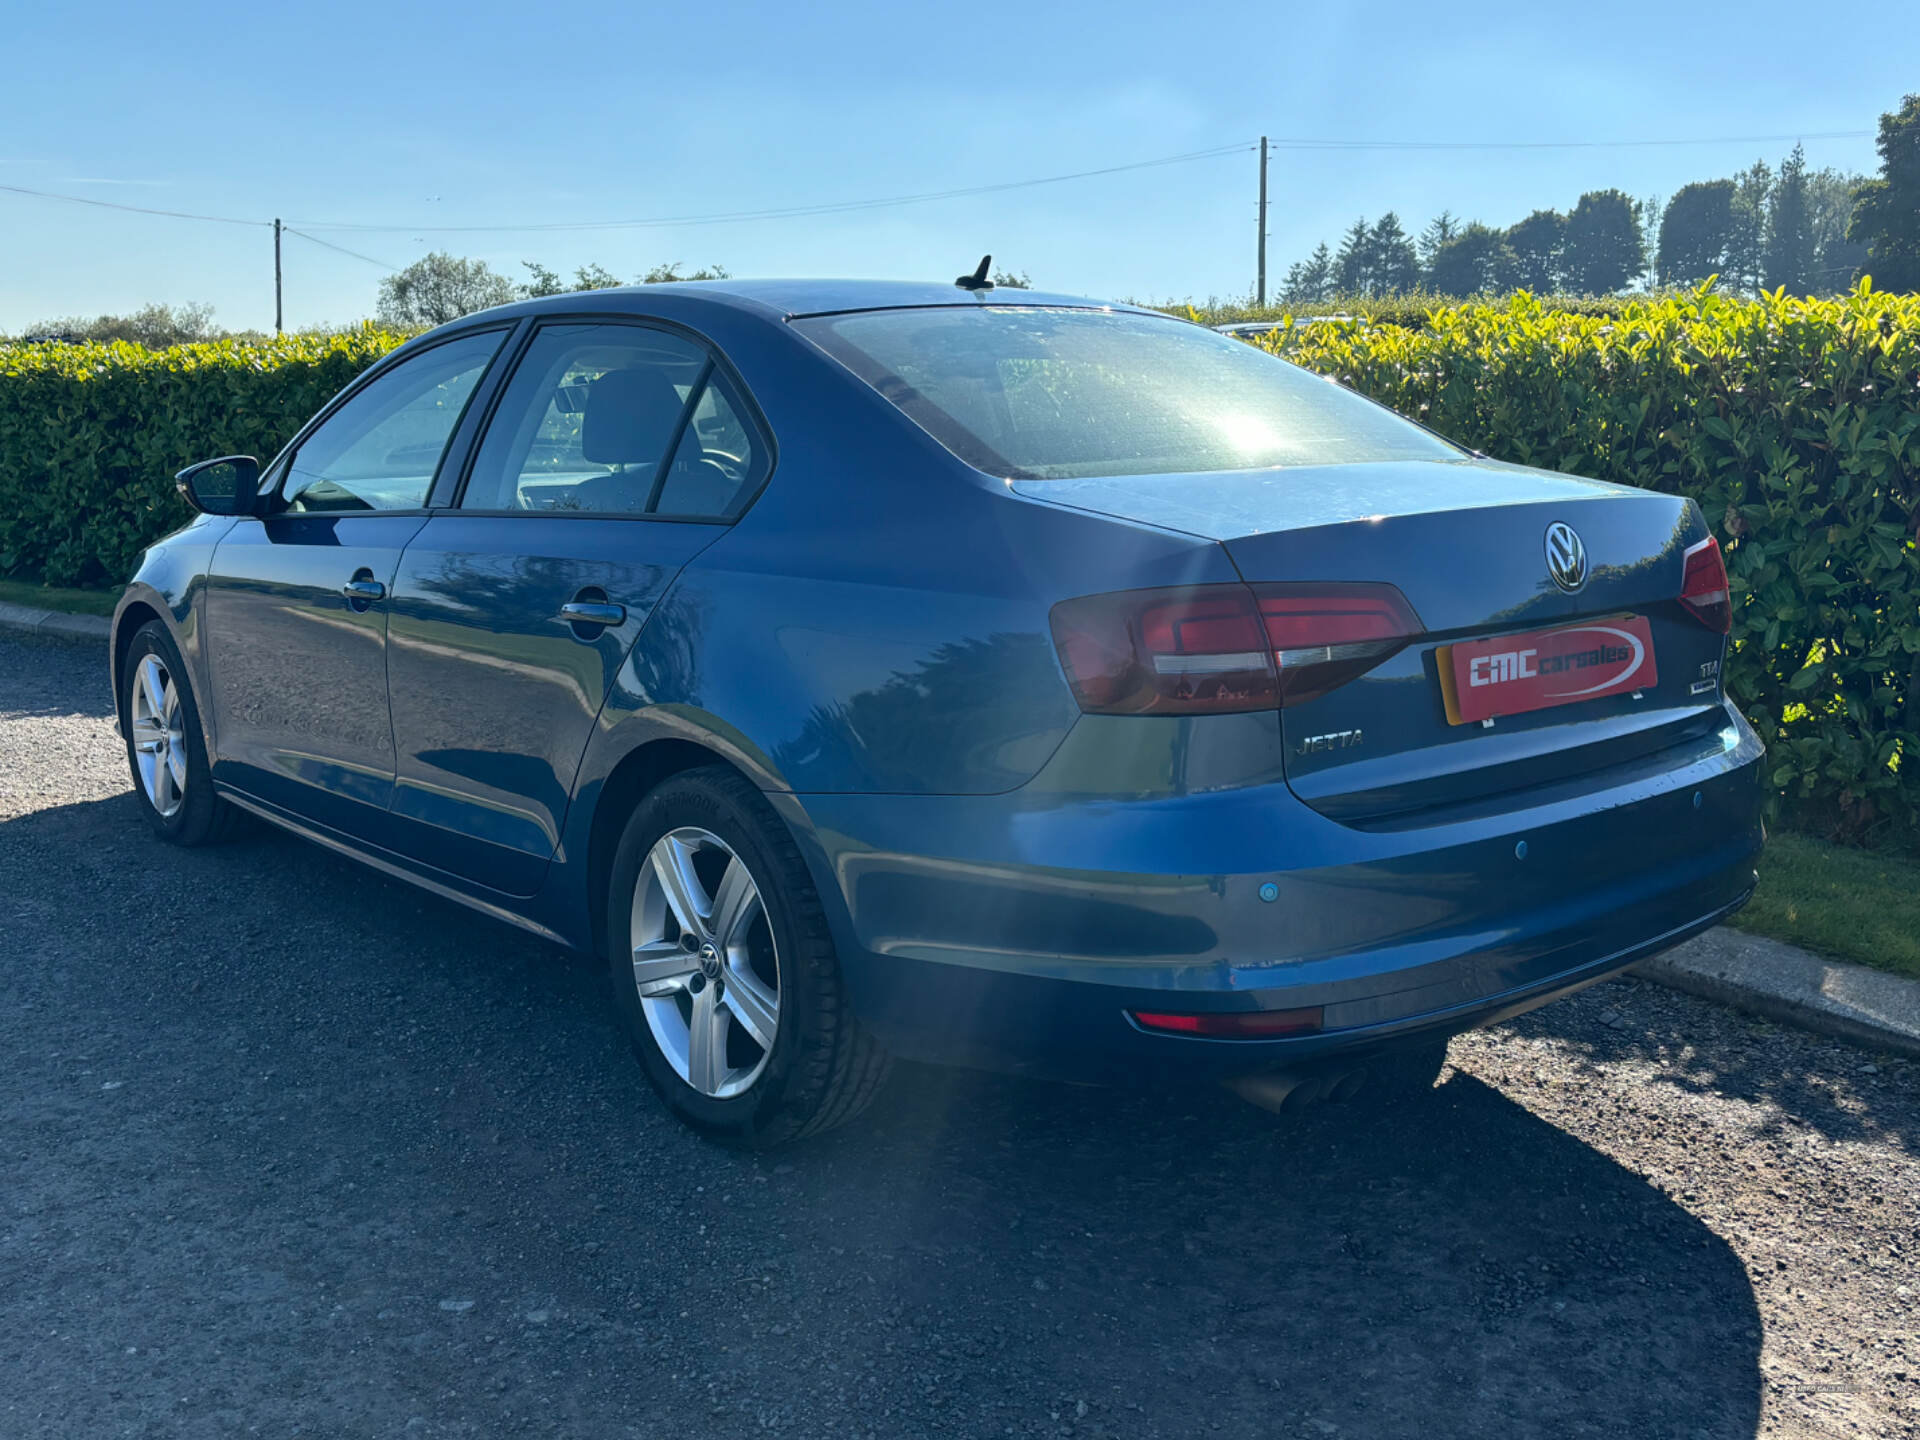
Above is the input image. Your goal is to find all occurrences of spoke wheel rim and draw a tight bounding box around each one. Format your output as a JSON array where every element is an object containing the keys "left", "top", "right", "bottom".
[
  {"left": 629, "top": 826, "right": 781, "bottom": 1100},
  {"left": 129, "top": 654, "right": 186, "bottom": 819}
]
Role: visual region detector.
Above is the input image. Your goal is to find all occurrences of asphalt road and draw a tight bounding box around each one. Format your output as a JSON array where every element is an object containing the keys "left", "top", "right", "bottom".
[{"left": 3, "top": 630, "right": 1916, "bottom": 1439}]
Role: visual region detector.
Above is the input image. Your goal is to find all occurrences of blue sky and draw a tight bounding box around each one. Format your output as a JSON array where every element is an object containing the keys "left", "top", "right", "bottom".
[{"left": 2, "top": 0, "right": 1912, "bottom": 332}]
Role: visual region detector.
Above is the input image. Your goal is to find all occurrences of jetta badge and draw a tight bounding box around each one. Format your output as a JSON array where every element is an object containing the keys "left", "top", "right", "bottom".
[{"left": 1544, "top": 522, "right": 1589, "bottom": 593}]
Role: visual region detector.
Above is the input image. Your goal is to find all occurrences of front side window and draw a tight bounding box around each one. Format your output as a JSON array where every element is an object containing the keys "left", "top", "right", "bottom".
[
  {"left": 460, "top": 323, "right": 766, "bottom": 518},
  {"left": 285, "top": 330, "right": 503, "bottom": 512},
  {"left": 794, "top": 306, "right": 1460, "bottom": 481}
]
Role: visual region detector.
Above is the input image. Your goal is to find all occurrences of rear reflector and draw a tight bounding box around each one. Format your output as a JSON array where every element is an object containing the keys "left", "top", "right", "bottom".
[
  {"left": 1050, "top": 583, "right": 1421, "bottom": 716},
  {"left": 1679, "top": 535, "right": 1731, "bottom": 634},
  {"left": 1131, "top": 1006, "right": 1325, "bottom": 1038}
]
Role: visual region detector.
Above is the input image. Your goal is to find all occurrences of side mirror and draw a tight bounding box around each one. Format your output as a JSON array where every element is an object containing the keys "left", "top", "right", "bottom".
[{"left": 174, "top": 455, "right": 262, "bottom": 516}]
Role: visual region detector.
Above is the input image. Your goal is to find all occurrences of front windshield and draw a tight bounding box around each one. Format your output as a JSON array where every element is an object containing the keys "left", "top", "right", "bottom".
[{"left": 795, "top": 306, "right": 1459, "bottom": 480}]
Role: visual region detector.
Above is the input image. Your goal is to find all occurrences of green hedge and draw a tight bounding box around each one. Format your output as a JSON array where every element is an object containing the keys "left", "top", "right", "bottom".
[
  {"left": 1165, "top": 291, "right": 1643, "bottom": 331},
  {"left": 1253, "top": 283, "right": 1920, "bottom": 842},
  {"left": 1, "top": 289, "right": 1914, "bottom": 840},
  {"left": 0, "top": 328, "right": 405, "bottom": 586}
]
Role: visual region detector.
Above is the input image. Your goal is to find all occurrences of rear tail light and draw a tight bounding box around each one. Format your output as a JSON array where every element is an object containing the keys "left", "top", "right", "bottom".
[
  {"left": 1255, "top": 583, "right": 1424, "bottom": 707},
  {"left": 1049, "top": 582, "right": 1421, "bottom": 715},
  {"left": 1679, "top": 536, "right": 1731, "bottom": 634},
  {"left": 1131, "top": 1006, "right": 1325, "bottom": 1038},
  {"left": 1049, "top": 585, "right": 1273, "bottom": 715}
]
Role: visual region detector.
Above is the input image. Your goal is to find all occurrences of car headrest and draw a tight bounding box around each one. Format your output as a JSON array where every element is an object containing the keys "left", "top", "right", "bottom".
[{"left": 581, "top": 368, "right": 687, "bottom": 465}]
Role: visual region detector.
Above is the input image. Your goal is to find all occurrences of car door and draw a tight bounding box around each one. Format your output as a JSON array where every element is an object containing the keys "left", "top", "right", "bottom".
[
  {"left": 383, "top": 319, "right": 770, "bottom": 895},
  {"left": 204, "top": 328, "right": 508, "bottom": 840}
]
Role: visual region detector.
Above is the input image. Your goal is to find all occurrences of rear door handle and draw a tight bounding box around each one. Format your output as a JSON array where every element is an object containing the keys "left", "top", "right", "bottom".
[
  {"left": 558, "top": 600, "right": 626, "bottom": 626},
  {"left": 342, "top": 578, "right": 386, "bottom": 602}
]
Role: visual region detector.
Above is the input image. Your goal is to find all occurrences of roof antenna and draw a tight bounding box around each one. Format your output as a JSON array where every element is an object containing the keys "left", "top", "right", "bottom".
[{"left": 954, "top": 255, "right": 994, "bottom": 291}]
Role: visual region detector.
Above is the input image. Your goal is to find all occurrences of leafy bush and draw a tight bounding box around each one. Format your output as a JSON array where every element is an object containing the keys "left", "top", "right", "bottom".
[
  {"left": 1159, "top": 290, "right": 1645, "bottom": 331},
  {"left": 0, "top": 328, "right": 404, "bottom": 586},
  {"left": 2, "top": 286, "right": 1914, "bottom": 841},
  {"left": 1252, "top": 282, "right": 1920, "bottom": 842}
]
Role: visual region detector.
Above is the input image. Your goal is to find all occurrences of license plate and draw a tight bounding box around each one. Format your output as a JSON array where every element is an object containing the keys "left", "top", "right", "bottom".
[{"left": 1440, "top": 615, "right": 1657, "bottom": 725}]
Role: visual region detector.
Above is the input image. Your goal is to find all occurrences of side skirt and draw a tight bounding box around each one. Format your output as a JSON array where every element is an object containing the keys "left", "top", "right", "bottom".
[{"left": 217, "top": 785, "right": 579, "bottom": 953}]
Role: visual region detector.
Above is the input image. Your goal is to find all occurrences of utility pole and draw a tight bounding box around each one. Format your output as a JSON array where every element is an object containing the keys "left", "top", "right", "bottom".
[
  {"left": 1256, "top": 137, "right": 1268, "bottom": 307},
  {"left": 273, "top": 218, "right": 283, "bottom": 334}
]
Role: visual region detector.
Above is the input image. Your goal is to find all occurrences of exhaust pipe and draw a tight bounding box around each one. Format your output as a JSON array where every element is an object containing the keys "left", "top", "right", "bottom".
[
  {"left": 1226, "top": 1061, "right": 1373, "bottom": 1113},
  {"left": 1225, "top": 1070, "right": 1325, "bottom": 1113}
]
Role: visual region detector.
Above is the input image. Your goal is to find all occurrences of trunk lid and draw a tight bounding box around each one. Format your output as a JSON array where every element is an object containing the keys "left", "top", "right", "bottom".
[{"left": 1014, "top": 459, "right": 1730, "bottom": 824}]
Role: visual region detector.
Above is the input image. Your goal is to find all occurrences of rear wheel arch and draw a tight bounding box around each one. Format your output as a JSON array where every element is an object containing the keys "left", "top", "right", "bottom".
[{"left": 586, "top": 737, "right": 767, "bottom": 959}]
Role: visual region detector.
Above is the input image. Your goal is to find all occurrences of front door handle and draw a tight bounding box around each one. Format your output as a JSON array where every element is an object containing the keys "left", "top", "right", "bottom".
[
  {"left": 558, "top": 600, "right": 626, "bottom": 626},
  {"left": 342, "top": 578, "right": 386, "bottom": 603}
]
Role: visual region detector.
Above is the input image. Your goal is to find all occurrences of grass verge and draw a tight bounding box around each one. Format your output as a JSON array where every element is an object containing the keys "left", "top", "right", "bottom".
[
  {"left": 1731, "top": 831, "right": 1920, "bottom": 980},
  {"left": 0, "top": 577, "right": 117, "bottom": 617}
]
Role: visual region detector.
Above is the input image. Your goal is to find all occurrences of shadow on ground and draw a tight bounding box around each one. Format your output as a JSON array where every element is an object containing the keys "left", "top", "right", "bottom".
[
  {"left": 1505, "top": 973, "right": 1920, "bottom": 1157},
  {"left": 3, "top": 792, "right": 1771, "bottom": 1438}
]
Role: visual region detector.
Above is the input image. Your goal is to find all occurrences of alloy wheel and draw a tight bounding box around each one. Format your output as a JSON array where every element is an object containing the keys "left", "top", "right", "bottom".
[
  {"left": 129, "top": 654, "right": 187, "bottom": 819},
  {"left": 629, "top": 826, "right": 781, "bottom": 1099}
]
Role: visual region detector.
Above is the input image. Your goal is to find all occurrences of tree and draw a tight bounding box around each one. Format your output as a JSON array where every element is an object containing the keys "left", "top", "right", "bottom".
[
  {"left": 1807, "top": 168, "right": 1869, "bottom": 291},
  {"left": 1427, "top": 223, "right": 1516, "bottom": 296},
  {"left": 520, "top": 261, "right": 566, "bottom": 298},
  {"left": 639, "top": 262, "right": 731, "bottom": 283},
  {"left": 520, "top": 260, "right": 632, "bottom": 297},
  {"left": 1333, "top": 217, "right": 1372, "bottom": 294},
  {"left": 1635, "top": 195, "right": 1665, "bottom": 288},
  {"left": 1849, "top": 92, "right": 1920, "bottom": 292},
  {"left": 18, "top": 301, "right": 221, "bottom": 348},
  {"left": 1368, "top": 213, "right": 1421, "bottom": 294},
  {"left": 1418, "top": 210, "right": 1460, "bottom": 269},
  {"left": 377, "top": 252, "right": 516, "bottom": 327},
  {"left": 1725, "top": 160, "right": 1772, "bottom": 293},
  {"left": 573, "top": 262, "right": 624, "bottom": 291},
  {"left": 1765, "top": 146, "right": 1816, "bottom": 293},
  {"left": 1561, "top": 190, "right": 1645, "bottom": 294},
  {"left": 990, "top": 268, "right": 1032, "bottom": 289},
  {"left": 1503, "top": 209, "right": 1566, "bottom": 292},
  {"left": 1657, "top": 180, "right": 1735, "bottom": 286},
  {"left": 1282, "top": 243, "right": 1335, "bottom": 302}
]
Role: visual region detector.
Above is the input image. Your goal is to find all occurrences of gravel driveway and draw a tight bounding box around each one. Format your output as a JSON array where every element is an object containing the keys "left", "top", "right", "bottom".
[{"left": 2, "top": 630, "right": 1915, "bottom": 1439}]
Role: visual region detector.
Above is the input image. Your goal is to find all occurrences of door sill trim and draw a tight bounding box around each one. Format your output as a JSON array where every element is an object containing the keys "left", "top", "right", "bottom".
[{"left": 216, "top": 786, "right": 574, "bottom": 951}]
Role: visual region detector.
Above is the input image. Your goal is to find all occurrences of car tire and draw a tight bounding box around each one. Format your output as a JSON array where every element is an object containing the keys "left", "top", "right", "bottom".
[
  {"left": 606, "top": 765, "right": 891, "bottom": 1147},
  {"left": 121, "top": 620, "right": 244, "bottom": 846}
]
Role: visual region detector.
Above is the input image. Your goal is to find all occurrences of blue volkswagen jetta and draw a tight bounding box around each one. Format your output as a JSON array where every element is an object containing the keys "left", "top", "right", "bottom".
[{"left": 113, "top": 276, "right": 1764, "bottom": 1144}]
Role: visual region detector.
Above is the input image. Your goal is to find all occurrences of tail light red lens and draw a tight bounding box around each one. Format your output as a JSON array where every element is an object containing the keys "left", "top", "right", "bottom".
[
  {"left": 1049, "top": 582, "right": 1422, "bottom": 715},
  {"left": 1131, "top": 1006, "right": 1325, "bottom": 1038},
  {"left": 1679, "top": 536, "right": 1732, "bottom": 634},
  {"left": 1254, "top": 583, "right": 1424, "bottom": 707},
  {"left": 1049, "top": 585, "right": 1275, "bottom": 715}
]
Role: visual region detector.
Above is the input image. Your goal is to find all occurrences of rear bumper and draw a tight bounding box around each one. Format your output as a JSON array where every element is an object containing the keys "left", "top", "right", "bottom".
[{"left": 774, "top": 703, "right": 1765, "bottom": 1083}]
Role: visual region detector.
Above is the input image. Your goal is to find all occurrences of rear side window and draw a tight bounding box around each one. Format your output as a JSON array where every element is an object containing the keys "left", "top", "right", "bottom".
[
  {"left": 655, "top": 372, "right": 765, "bottom": 518},
  {"left": 285, "top": 330, "right": 504, "bottom": 512},
  {"left": 794, "top": 307, "right": 1458, "bottom": 481},
  {"left": 460, "top": 322, "right": 766, "bottom": 518}
]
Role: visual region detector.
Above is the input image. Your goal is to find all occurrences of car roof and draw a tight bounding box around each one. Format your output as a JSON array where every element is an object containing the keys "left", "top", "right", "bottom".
[
  {"left": 450, "top": 278, "right": 1162, "bottom": 328},
  {"left": 676, "top": 278, "right": 1158, "bottom": 318}
]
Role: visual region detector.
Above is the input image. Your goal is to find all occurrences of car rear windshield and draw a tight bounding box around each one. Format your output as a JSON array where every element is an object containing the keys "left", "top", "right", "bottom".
[{"left": 793, "top": 306, "right": 1460, "bottom": 480}]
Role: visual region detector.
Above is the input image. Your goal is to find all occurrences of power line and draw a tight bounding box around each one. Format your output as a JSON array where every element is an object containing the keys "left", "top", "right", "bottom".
[
  {"left": 285, "top": 143, "right": 1259, "bottom": 234},
  {"left": 1, "top": 127, "right": 1873, "bottom": 241},
  {"left": 1262, "top": 129, "right": 1871, "bottom": 152},
  {"left": 284, "top": 227, "right": 401, "bottom": 272},
  {"left": 0, "top": 181, "right": 267, "bottom": 227}
]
